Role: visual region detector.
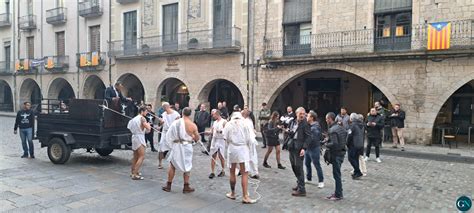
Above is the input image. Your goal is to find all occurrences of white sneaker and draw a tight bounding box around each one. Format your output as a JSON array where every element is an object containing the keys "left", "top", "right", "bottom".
[
  {"left": 376, "top": 158, "right": 382, "bottom": 163},
  {"left": 350, "top": 170, "right": 354, "bottom": 175},
  {"left": 364, "top": 156, "right": 369, "bottom": 162},
  {"left": 318, "top": 182, "right": 324, "bottom": 188},
  {"left": 305, "top": 179, "right": 312, "bottom": 184}
]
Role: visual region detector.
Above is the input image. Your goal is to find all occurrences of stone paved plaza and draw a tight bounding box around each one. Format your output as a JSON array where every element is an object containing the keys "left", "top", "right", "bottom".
[{"left": 0, "top": 116, "right": 473, "bottom": 212}]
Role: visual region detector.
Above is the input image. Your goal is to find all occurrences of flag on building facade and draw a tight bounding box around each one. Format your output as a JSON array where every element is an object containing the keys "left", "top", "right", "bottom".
[{"left": 427, "top": 22, "right": 451, "bottom": 50}]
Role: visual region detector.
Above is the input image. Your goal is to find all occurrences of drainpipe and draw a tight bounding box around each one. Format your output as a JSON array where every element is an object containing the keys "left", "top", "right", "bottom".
[
  {"left": 12, "top": 0, "right": 16, "bottom": 111},
  {"left": 76, "top": 0, "right": 80, "bottom": 98},
  {"left": 40, "top": 0, "right": 43, "bottom": 96},
  {"left": 108, "top": 0, "right": 112, "bottom": 85},
  {"left": 246, "top": 0, "right": 251, "bottom": 111}
]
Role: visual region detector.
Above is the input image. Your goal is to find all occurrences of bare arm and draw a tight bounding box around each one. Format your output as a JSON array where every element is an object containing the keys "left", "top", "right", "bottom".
[{"left": 191, "top": 125, "right": 200, "bottom": 142}]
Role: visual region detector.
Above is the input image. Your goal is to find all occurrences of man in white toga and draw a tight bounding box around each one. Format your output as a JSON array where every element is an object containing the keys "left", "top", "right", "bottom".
[
  {"left": 223, "top": 111, "right": 256, "bottom": 204},
  {"left": 127, "top": 107, "right": 151, "bottom": 180},
  {"left": 162, "top": 107, "right": 200, "bottom": 193},
  {"left": 207, "top": 110, "right": 227, "bottom": 179},
  {"left": 158, "top": 102, "right": 181, "bottom": 169}
]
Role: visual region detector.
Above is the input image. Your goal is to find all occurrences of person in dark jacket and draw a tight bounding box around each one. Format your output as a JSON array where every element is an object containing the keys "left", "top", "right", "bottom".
[
  {"left": 286, "top": 107, "right": 311, "bottom": 197},
  {"left": 145, "top": 104, "right": 157, "bottom": 152},
  {"left": 365, "top": 108, "right": 384, "bottom": 163},
  {"left": 323, "top": 112, "right": 347, "bottom": 201},
  {"left": 304, "top": 111, "right": 324, "bottom": 188},
  {"left": 347, "top": 113, "right": 365, "bottom": 179},
  {"left": 14, "top": 102, "right": 36, "bottom": 158},
  {"left": 390, "top": 104, "right": 406, "bottom": 151},
  {"left": 104, "top": 81, "right": 131, "bottom": 104},
  {"left": 263, "top": 111, "right": 285, "bottom": 169},
  {"left": 195, "top": 104, "right": 210, "bottom": 142}
]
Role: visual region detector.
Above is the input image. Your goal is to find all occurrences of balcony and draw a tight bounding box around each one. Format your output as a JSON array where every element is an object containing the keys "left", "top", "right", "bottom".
[
  {"left": 19, "top": 15, "right": 36, "bottom": 30},
  {"left": 15, "top": 59, "right": 36, "bottom": 74},
  {"left": 0, "top": 13, "right": 11, "bottom": 28},
  {"left": 44, "top": 56, "right": 69, "bottom": 72},
  {"left": 46, "top": 7, "right": 67, "bottom": 25},
  {"left": 0, "top": 61, "right": 13, "bottom": 75},
  {"left": 76, "top": 52, "right": 106, "bottom": 71},
  {"left": 78, "top": 0, "right": 102, "bottom": 18},
  {"left": 109, "top": 27, "right": 242, "bottom": 58},
  {"left": 116, "top": 0, "right": 139, "bottom": 4},
  {"left": 264, "top": 19, "right": 474, "bottom": 61}
]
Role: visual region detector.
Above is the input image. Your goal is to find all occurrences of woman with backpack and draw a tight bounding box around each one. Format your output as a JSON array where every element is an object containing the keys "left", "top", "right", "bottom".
[{"left": 263, "top": 111, "right": 286, "bottom": 169}]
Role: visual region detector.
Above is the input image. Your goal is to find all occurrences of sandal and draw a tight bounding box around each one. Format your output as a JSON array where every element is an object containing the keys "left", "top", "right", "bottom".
[
  {"left": 130, "top": 172, "right": 142, "bottom": 177},
  {"left": 226, "top": 192, "right": 236, "bottom": 200},
  {"left": 158, "top": 165, "right": 163, "bottom": 169},
  {"left": 242, "top": 198, "right": 256, "bottom": 204},
  {"left": 131, "top": 175, "right": 144, "bottom": 180}
]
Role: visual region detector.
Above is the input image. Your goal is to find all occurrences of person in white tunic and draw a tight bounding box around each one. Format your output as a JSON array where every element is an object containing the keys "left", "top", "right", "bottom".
[
  {"left": 207, "top": 110, "right": 227, "bottom": 179},
  {"left": 162, "top": 107, "right": 200, "bottom": 193},
  {"left": 223, "top": 111, "right": 256, "bottom": 204},
  {"left": 242, "top": 110, "right": 260, "bottom": 179},
  {"left": 127, "top": 107, "right": 151, "bottom": 180},
  {"left": 158, "top": 102, "right": 181, "bottom": 169}
]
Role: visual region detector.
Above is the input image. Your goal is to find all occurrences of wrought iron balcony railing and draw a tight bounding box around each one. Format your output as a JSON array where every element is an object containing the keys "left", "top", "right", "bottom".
[
  {"left": 0, "top": 13, "right": 11, "bottom": 27},
  {"left": 44, "top": 55, "right": 69, "bottom": 71},
  {"left": 76, "top": 51, "right": 106, "bottom": 71},
  {"left": 116, "top": 0, "right": 139, "bottom": 4},
  {"left": 0, "top": 61, "right": 13, "bottom": 75},
  {"left": 19, "top": 15, "right": 36, "bottom": 30},
  {"left": 109, "top": 27, "right": 242, "bottom": 58},
  {"left": 15, "top": 58, "right": 36, "bottom": 74},
  {"left": 78, "top": 0, "right": 102, "bottom": 18},
  {"left": 265, "top": 19, "right": 474, "bottom": 59},
  {"left": 46, "top": 7, "right": 67, "bottom": 25}
]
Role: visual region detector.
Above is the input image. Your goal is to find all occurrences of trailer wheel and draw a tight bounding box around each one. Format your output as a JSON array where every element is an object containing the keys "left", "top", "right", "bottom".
[
  {"left": 47, "top": 137, "right": 71, "bottom": 164},
  {"left": 96, "top": 148, "right": 114, "bottom": 156}
]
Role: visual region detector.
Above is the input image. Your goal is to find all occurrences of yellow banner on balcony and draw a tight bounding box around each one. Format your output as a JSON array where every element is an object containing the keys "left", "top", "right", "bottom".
[
  {"left": 23, "top": 59, "right": 29, "bottom": 70},
  {"left": 15, "top": 60, "right": 20, "bottom": 71},
  {"left": 427, "top": 22, "right": 451, "bottom": 50},
  {"left": 80, "top": 54, "right": 87, "bottom": 67},
  {"left": 91, "top": 52, "right": 99, "bottom": 66},
  {"left": 46, "top": 57, "right": 54, "bottom": 69}
]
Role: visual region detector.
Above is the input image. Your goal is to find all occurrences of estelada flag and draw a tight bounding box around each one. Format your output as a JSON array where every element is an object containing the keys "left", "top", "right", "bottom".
[{"left": 427, "top": 22, "right": 451, "bottom": 50}]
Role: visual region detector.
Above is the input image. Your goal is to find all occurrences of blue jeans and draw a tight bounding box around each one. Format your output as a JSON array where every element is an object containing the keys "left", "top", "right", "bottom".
[
  {"left": 304, "top": 146, "right": 324, "bottom": 183},
  {"left": 19, "top": 128, "right": 34, "bottom": 157},
  {"left": 331, "top": 155, "right": 344, "bottom": 198}
]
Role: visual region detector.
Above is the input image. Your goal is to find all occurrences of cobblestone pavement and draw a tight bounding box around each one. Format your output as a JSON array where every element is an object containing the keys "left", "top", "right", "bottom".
[{"left": 0, "top": 116, "right": 473, "bottom": 212}]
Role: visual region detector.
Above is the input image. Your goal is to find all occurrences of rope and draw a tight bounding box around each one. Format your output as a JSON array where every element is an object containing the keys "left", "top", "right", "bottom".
[{"left": 100, "top": 104, "right": 261, "bottom": 202}]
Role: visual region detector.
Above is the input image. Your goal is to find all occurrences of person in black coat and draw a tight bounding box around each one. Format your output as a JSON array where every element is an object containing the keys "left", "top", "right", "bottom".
[
  {"left": 389, "top": 104, "right": 406, "bottom": 150},
  {"left": 145, "top": 104, "right": 158, "bottom": 152},
  {"left": 14, "top": 102, "right": 36, "bottom": 158},
  {"left": 347, "top": 113, "right": 365, "bottom": 179},
  {"left": 195, "top": 104, "right": 210, "bottom": 142},
  {"left": 104, "top": 81, "right": 131, "bottom": 105},
  {"left": 365, "top": 108, "right": 384, "bottom": 162},
  {"left": 285, "top": 107, "right": 311, "bottom": 197}
]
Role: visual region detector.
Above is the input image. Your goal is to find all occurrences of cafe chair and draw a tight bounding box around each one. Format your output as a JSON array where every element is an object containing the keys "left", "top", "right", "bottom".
[{"left": 443, "top": 126, "right": 460, "bottom": 149}]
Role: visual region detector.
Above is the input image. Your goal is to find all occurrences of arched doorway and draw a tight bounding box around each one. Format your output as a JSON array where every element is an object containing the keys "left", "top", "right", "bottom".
[
  {"left": 157, "top": 78, "right": 189, "bottom": 107},
  {"left": 19, "top": 78, "right": 42, "bottom": 111},
  {"left": 198, "top": 79, "right": 244, "bottom": 112},
  {"left": 433, "top": 80, "right": 474, "bottom": 147},
  {"left": 117, "top": 73, "right": 145, "bottom": 102},
  {"left": 0, "top": 80, "right": 13, "bottom": 112},
  {"left": 48, "top": 78, "right": 75, "bottom": 102},
  {"left": 83, "top": 75, "right": 106, "bottom": 99},
  {"left": 270, "top": 69, "right": 391, "bottom": 129}
]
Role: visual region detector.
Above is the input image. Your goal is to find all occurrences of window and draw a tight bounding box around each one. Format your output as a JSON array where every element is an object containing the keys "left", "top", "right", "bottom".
[
  {"left": 213, "top": 0, "right": 232, "bottom": 47},
  {"left": 374, "top": 0, "right": 412, "bottom": 51},
  {"left": 89, "top": 25, "right": 100, "bottom": 52},
  {"left": 4, "top": 44, "right": 10, "bottom": 71},
  {"left": 27, "top": 36, "right": 34, "bottom": 59},
  {"left": 27, "top": 0, "right": 33, "bottom": 15},
  {"left": 163, "top": 3, "right": 178, "bottom": 51},
  {"left": 123, "top": 11, "right": 137, "bottom": 54},
  {"left": 56, "top": 0, "right": 64, "bottom": 7},
  {"left": 56, "top": 31, "right": 65, "bottom": 56},
  {"left": 282, "top": 0, "right": 312, "bottom": 56},
  {"left": 5, "top": 0, "right": 10, "bottom": 15}
]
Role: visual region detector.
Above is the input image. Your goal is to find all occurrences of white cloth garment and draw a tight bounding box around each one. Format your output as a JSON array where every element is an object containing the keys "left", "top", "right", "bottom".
[
  {"left": 166, "top": 118, "right": 194, "bottom": 173},
  {"left": 244, "top": 117, "right": 259, "bottom": 176},
  {"left": 223, "top": 112, "right": 251, "bottom": 172},
  {"left": 210, "top": 118, "right": 227, "bottom": 156},
  {"left": 159, "top": 110, "right": 181, "bottom": 152},
  {"left": 127, "top": 115, "right": 146, "bottom": 151}
]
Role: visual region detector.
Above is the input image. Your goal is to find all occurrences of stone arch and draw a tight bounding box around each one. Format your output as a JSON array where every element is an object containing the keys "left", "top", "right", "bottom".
[
  {"left": 0, "top": 79, "right": 13, "bottom": 112},
  {"left": 197, "top": 78, "right": 245, "bottom": 111},
  {"left": 263, "top": 64, "right": 397, "bottom": 108},
  {"left": 117, "top": 73, "right": 145, "bottom": 102},
  {"left": 47, "top": 77, "right": 75, "bottom": 101},
  {"left": 156, "top": 77, "right": 190, "bottom": 107},
  {"left": 19, "top": 78, "right": 42, "bottom": 108},
  {"left": 83, "top": 75, "right": 106, "bottom": 99}
]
